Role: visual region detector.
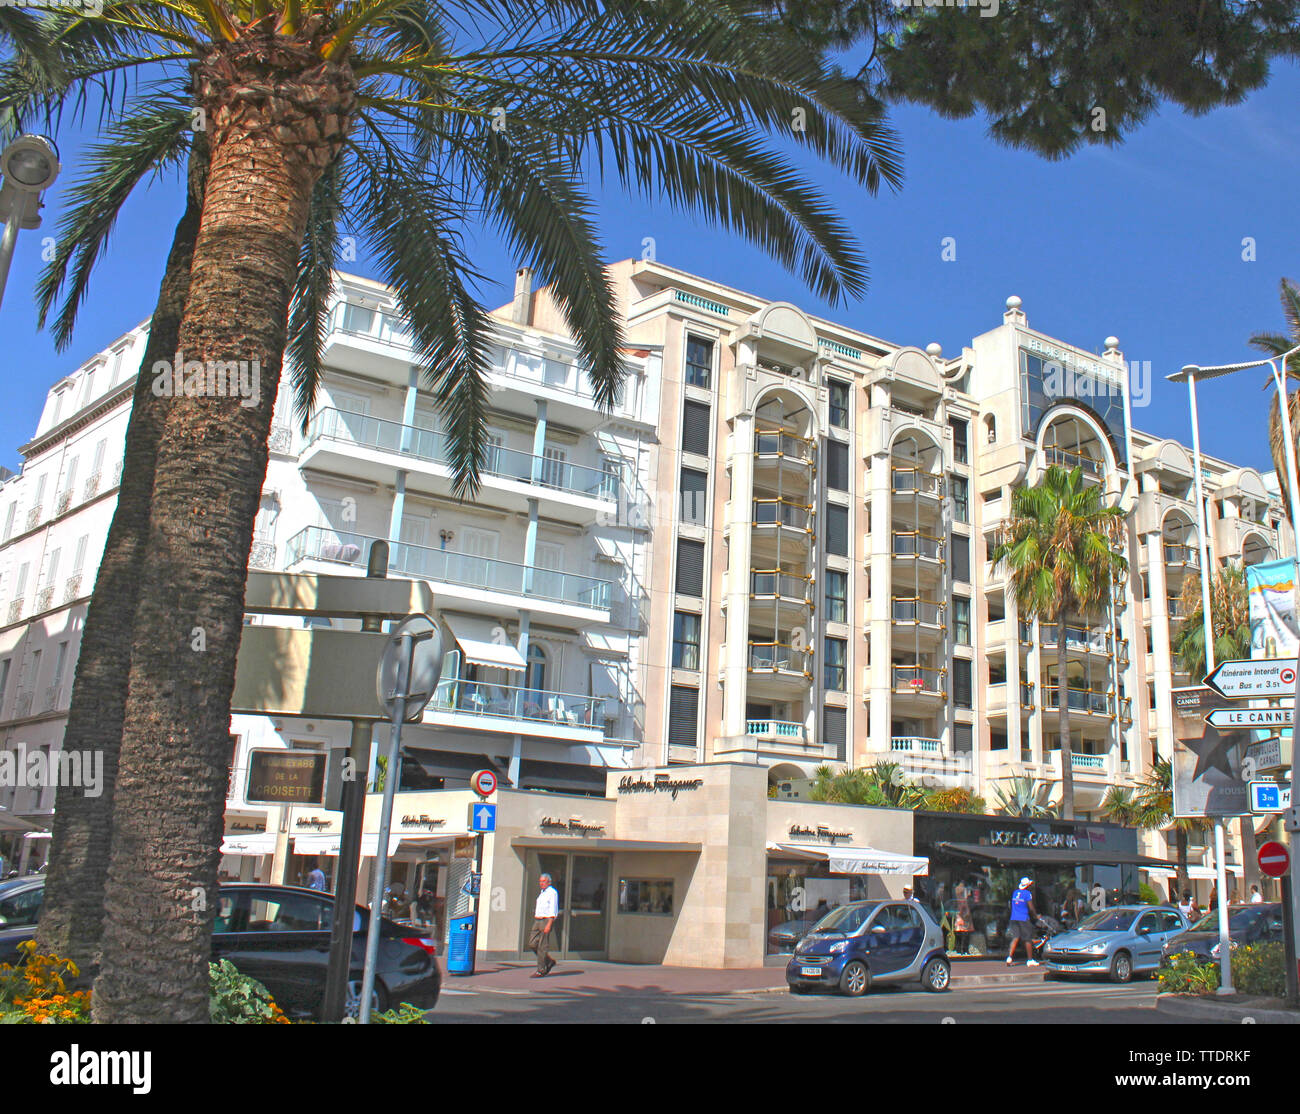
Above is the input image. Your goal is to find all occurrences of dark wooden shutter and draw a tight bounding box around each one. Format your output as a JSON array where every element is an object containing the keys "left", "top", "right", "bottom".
[
  {"left": 675, "top": 538, "right": 705, "bottom": 597},
  {"left": 669, "top": 685, "right": 700, "bottom": 748},
  {"left": 682, "top": 400, "right": 711, "bottom": 455}
]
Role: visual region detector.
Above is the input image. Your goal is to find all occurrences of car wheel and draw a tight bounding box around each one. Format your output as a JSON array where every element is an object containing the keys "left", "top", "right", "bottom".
[
  {"left": 921, "top": 956, "right": 950, "bottom": 992},
  {"left": 839, "top": 960, "right": 870, "bottom": 997},
  {"left": 1109, "top": 951, "right": 1132, "bottom": 983},
  {"left": 344, "top": 978, "right": 388, "bottom": 1019}
]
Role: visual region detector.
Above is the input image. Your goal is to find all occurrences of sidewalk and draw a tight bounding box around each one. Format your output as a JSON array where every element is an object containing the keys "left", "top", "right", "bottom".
[
  {"left": 1155, "top": 992, "right": 1300, "bottom": 1024},
  {"left": 444, "top": 955, "right": 1046, "bottom": 996}
]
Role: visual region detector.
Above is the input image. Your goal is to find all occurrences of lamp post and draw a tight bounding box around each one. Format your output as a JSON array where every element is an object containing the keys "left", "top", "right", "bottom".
[
  {"left": 0, "top": 135, "right": 60, "bottom": 310},
  {"left": 1168, "top": 344, "right": 1300, "bottom": 996}
]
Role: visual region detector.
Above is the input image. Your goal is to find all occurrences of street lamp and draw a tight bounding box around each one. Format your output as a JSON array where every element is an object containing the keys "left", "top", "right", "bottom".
[
  {"left": 1167, "top": 343, "right": 1300, "bottom": 998},
  {"left": 0, "top": 134, "right": 61, "bottom": 310}
]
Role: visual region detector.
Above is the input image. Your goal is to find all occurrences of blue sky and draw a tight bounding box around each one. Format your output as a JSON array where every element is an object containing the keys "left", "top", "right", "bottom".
[{"left": 1, "top": 61, "right": 1297, "bottom": 475}]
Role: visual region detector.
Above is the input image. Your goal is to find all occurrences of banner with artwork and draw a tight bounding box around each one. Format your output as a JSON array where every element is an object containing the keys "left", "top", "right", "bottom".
[{"left": 1247, "top": 557, "right": 1298, "bottom": 747}]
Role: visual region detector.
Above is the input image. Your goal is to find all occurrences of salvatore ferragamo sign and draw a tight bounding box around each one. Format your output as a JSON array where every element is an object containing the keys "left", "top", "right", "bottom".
[
  {"left": 787, "top": 824, "right": 854, "bottom": 845},
  {"left": 617, "top": 773, "right": 704, "bottom": 800},
  {"left": 540, "top": 816, "right": 606, "bottom": 836}
]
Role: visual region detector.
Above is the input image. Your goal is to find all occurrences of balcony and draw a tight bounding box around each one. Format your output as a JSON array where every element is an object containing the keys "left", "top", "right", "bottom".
[
  {"left": 1033, "top": 621, "right": 1114, "bottom": 659},
  {"left": 62, "top": 576, "right": 82, "bottom": 604},
  {"left": 747, "top": 641, "right": 812, "bottom": 676},
  {"left": 1042, "top": 685, "right": 1111, "bottom": 717},
  {"left": 36, "top": 587, "right": 53, "bottom": 613},
  {"left": 1163, "top": 543, "right": 1199, "bottom": 572},
  {"left": 426, "top": 678, "right": 605, "bottom": 744},
  {"left": 892, "top": 532, "right": 944, "bottom": 584},
  {"left": 286, "top": 525, "right": 612, "bottom": 626},
  {"left": 746, "top": 719, "right": 807, "bottom": 743},
  {"left": 749, "top": 570, "right": 813, "bottom": 626},
  {"left": 891, "top": 468, "right": 943, "bottom": 509},
  {"left": 6, "top": 599, "right": 22, "bottom": 625},
  {"left": 753, "top": 430, "right": 815, "bottom": 487},
  {"left": 83, "top": 473, "right": 100, "bottom": 501},
  {"left": 1042, "top": 445, "right": 1103, "bottom": 479},
  {"left": 1070, "top": 751, "right": 1105, "bottom": 771},
  {"left": 891, "top": 736, "right": 941, "bottom": 754},
  {"left": 25, "top": 507, "right": 39, "bottom": 531},
  {"left": 891, "top": 597, "right": 945, "bottom": 648},
  {"left": 300, "top": 409, "right": 618, "bottom": 524},
  {"left": 249, "top": 537, "right": 277, "bottom": 570}
]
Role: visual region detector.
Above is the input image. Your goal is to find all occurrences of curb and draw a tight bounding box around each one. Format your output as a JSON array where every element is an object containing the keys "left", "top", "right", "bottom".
[{"left": 1155, "top": 992, "right": 1300, "bottom": 1024}]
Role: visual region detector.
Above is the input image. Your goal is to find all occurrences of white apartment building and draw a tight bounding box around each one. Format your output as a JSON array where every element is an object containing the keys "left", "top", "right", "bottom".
[{"left": 0, "top": 261, "right": 1290, "bottom": 893}]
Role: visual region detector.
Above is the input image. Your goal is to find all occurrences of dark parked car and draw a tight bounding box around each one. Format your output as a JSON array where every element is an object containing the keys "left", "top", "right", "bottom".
[
  {"left": 1161, "top": 903, "right": 1284, "bottom": 965},
  {"left": 0, "top": 879, "right": 440, "bottom": 1019},
  {"left": 786, "top": 900, "right": 950, "bottom": 996},
  {"left": 768, "top": 901, "right": 839, "bottom": 952}
]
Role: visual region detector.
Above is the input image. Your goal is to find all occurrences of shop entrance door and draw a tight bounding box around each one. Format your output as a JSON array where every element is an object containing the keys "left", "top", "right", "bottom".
[{"left": 524, "top": 851, "right": 610, "bottom": 960}]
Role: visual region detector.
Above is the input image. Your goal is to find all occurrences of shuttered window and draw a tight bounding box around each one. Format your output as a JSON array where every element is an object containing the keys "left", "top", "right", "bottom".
[
  {"left": 823, "top": 706, "right": 847, "bottom": 761},
  {"left": 680, "top": 468, "right": 708, "bottom": 525},
  {"left": 682, "top": 400, "right": 711, "bottom": 456},
  {"left": 953, "top": 659, "right": 972, "bottom": 709},
  {"left": 952, "top": 535, "right": 970, "bottom": 583},
  {"left": 675, "top": 539, "right": 705, "bottom": 597},
  {"left": 825, "top": 504, "right": 849, "bottom": 557},
  {"left": 953, "top": 723, "right": 973, "bottom": 754},
  {"left": 668, "top": 685, "right": 699, "bottom": 749},
  {"left": 826, "top": 440, "right": 849, "bottom": 492}
]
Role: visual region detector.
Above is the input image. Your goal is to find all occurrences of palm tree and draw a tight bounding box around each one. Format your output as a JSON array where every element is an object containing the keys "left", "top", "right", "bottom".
[
  {"left": 990, "top": 775, "right": 1056, "bottom": 819},
  {"left": 1132, "top": 757, "right": 1214, "bottom": 899},
  {"left": 1099, "top": 785, "right": 1142, "bottom": 828},
  {"left": 1171, "top": 563, "right": 1251, "bottom": 684},
  {"left": 25, "top": 2, "right": 902, "bottom": 1022},
  {"left": 1252, "top": 277, "right": 1300, "bottom": 513},
  {"left": 990, "top": 466, "right": 1127, "bottom": 820},
  {"left": 808, "top": 762, "right": 926, "bottom": 808}
]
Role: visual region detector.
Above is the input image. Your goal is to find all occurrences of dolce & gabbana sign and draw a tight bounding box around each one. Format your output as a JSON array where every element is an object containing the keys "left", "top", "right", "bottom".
[
  {"left": 617, "top": 773, "right": 704, "bottom": 800},
  {"left": 989, "top": 830, "right": 1077, "bottom": 849},
  {"left": 540, "top": 816, "right": 606, "bottom": 836},
  {"left": 787, "top": 824, "right": 853, "bottom": 844}
]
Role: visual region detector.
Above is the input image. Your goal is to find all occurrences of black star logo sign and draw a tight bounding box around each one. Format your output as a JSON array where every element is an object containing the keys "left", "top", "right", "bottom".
[{"left": 1185, "top": 728, "right": 1240, "bottom": 783}]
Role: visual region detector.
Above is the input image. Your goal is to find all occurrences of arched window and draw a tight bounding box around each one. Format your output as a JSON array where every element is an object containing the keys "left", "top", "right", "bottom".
[{"left": 984, "top": 414, "right": 996, "bottom": 444}]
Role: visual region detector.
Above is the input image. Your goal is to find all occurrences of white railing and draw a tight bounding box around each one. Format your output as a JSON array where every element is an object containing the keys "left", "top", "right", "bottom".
[
  {"left": 891, "top": 736, "right": 941, "bottom": 754},
  {"left": 746, "top": 719, "right": 806, "bottom": 742}
]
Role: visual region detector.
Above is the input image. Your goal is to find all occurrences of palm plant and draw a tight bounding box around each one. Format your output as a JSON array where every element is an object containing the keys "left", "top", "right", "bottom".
[
  {"left": 18, "top": 1, "right": 902, "bottom": 1022},
  {"left": 990, "top": 775, "right": 1056, "bottom": 819},
  {"left": 808, "top": 762, "right": 925, "bottom": 808},
  {"left": 1251, "top": 277, "right": 1300, "bottom": 513},
  {"left": 1132, "top": 758, "right": 1214, "bottom": 899},
  {"left": 1171, "top": 563, "right": 1250, "bottom": 683},
  {"left": 920, "top": 787, "right": 986, "bottom": 814},
  {"left": 990, "top": 465, "right": 1127, "bottom": 820}
]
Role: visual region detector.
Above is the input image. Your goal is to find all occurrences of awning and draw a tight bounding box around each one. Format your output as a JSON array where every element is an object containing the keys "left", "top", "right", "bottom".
[
  {"left": 1143, "top": 865, "right": 1236, "bottom": 881},
  {"left": 442, "top": 613, "right": 526, "bottom": 671},
  {"left": 513, "top": 837, "right": 700, "bottom": 853},
  {"left": 0, "top": 808, "right": 39, "bottom": 833},
  {"left": 936, "top": 841, "right": 1172, "bottom": 868},
  {"left": 220, "top": 834, "right": 277, "bottom": 856},
  {"left": 771, "top": 843, "right": 929, "bottom": 877},
  {"left": 517, "top": 758, "right": 610, "bottom": 792},
  {"left": 292, "top": 834, "right": 404, "bottom": 857}
]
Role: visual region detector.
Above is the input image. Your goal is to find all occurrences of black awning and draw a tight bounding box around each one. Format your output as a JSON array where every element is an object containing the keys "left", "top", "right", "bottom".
[
  {"left": 399, "top": 748, "right": 507, "bottom": 789},
  {"left": 517, "top": 759, "right": 609, "bottom": 793},
  {"left": 935, "top": 841, "right": 1173, "bottom": 868}
]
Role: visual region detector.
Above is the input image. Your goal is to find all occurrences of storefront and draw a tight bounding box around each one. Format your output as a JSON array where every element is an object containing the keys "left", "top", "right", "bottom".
[{"left": 912, "top": 812, "right": 1162, "bottom": 956}]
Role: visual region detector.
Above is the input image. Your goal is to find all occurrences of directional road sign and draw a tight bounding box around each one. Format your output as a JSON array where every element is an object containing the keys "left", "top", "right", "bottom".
[
  {"left": 1204, "top": 659, "right": 1298, "bottom": 700},
  {"left": 1249, "top": 781, "right": 1293, "bottom": 814},
  {"left": 1205, "top": 706, "right": 1295, "bottom": 730},
  {"left": 1258, "top": 840, "right": 1291, "bottom": 879},
  {"left": 469, "top": 802, "right": 497, "bottom": 833}
]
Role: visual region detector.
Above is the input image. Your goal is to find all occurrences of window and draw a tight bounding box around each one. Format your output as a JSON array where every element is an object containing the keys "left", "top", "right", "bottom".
[
  {"left": 952, "top": 535, "right": 970, "bottom": 583},
  {"left": 825, "top": 504, "right": 849, "bottom": 557},
  {"left": 685, "top": 336, "right": 714, "bottom": 389},
  {"left": 541, "top": 445, "right": 568, "bottom": 489},
  {"left": 0, "top": 884, "right": 42, "bottom": 927},
  {"left": 0, "top": 659, "right": 8, "bottom": 713},
  {"left": 953, "top": 659, "right": 972, "bottom": 709},
  {"left": 954, "top": 597, "right": 971, "bottom": 645},
  {"left": 668, "top": 685, "right": 699, "bottom": 748},
  {"left": 824, "top": 637, "right": 847, "bottom": 691},
  {"left": 619, "top": 878, "right": 675, "bottom": 915},
  {"left": 680, "top": 468, "right": 708, "bottom": 525},
  {"left": 675, "top": 539, "right": 705, "bottom": 597},
  {"left": 829, "top": 380, "right": 850, "bottom": 428},
  {"left": 682, "top": 399, "right": 711, "bottom": 455},
  {"left": 672, "top": 611, "right": 701, "bottom": 670},
  {"left": 51, "top": 641, "right": 69, "bottom": 701},
  {"left": 953, "top": 723, "right": 973, "bottom": 754},
  {"left": 825, "top": 570, "right": 848, "bottom": 623},
  {"left": 950, "top": 418, "right": 968, "bottom": 464},
  {"left": 220, "top": 891, "right": 335, "bottom": 933},
  {"left": 342, "top": 302, "right": 376, "bottom": 335},
  {"left": 2, "top": 503, "right": 13, "bottom": 541},
  {"left": 526, "top": 644, "right": 548, "bottom": 695},
  {"left": 824, "top": 705, "right": 847, "bottom": 761},
  {"left": 826, "top": 440, "right": 849, "bottom": 491},
  {"left": 951, "top": 475, "right": 969, "bottom": 523}
]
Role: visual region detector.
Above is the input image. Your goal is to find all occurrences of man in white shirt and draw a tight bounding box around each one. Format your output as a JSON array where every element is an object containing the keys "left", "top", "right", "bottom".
[
  {"left": 1250, "top": 885, "right": 1264, "bottom": 904},
  {"left": 530, "top": 873, "right": 559, "bottom": 977}
]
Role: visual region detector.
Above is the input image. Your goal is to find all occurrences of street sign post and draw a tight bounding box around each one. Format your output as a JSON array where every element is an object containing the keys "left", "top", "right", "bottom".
[
  {"left": 469, "top": 802, "right": 497, "bottom": 832},
  {"left": 1258, "top": 840, "right": 1300, "bottom": 1008},
  {"left": 1249, "top": 782, "right": 1293, "bottom": 813},
  {"left": 1204, "top": 706, "right": 1294, "bottom": 730}
]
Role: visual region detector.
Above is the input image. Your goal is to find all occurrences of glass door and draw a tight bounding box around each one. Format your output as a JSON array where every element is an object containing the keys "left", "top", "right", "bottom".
[{"left": 566, "top": 855, "right": 610, "bottom": 957}]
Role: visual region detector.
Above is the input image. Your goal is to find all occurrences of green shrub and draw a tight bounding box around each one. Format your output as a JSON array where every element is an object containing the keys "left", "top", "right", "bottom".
[
  {"left": 1233, "top": 942, "right": 1286, "bottom": 999},
  {"left": 208, "top": 960, "right": 290, "bottom": 1024},
  {"left": 1138, "top": 883, "right": 1162, "bottom": 905},
  {"left": 371, "top": 1002, "right": 430, "bottom": 1024},
  {"left": 1157, "top": 950, "right": 1220, "bottom": 996}
]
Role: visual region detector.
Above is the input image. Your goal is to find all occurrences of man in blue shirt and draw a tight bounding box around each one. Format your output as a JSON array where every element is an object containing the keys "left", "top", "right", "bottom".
[{"left": 1006, "top": 877, "right": 1040, "bottom": 967}]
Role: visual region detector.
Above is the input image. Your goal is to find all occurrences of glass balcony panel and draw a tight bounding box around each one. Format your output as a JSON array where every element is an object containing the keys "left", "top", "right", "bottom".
[
  {"left": 430, "top": 679, "right": 603, "bottom": 729},
  {"left": 747, "top": 642, "right": 811, "bottom": 673},
  {"left": 891, "top": 598, "right": 944, "bottom": 625}
]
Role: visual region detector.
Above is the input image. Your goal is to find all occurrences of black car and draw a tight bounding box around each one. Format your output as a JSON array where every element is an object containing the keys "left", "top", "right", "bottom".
[
  {"left": 0, "top": 879, "right": 440, "bottom": 1019},
  {"left": 1161, "top": 903, "right": 1284, "bottom": 965}
]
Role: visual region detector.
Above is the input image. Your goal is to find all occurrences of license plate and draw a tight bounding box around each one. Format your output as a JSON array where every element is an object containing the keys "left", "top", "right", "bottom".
[{"left": 800, "top": 966, "right": 822, "bottom": 977}]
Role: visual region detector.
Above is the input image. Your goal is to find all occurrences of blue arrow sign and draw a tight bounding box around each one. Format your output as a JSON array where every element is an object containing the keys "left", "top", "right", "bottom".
[{"left": 470, "top": 803, "right": 496, "bottom": 832}]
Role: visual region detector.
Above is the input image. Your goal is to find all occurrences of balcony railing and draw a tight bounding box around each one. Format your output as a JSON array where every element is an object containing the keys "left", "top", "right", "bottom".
[
  {"left": 1164, "top": 543, "right": 1199, "bottom": 568},
  {"left": 249, "top": 538, "right": 277, "bottom": 570},
  {"left": 1042, "top": 686, "right": 1110, "bottom": 715},
  {"left": 268, "top": 425, "right": 292, "bottom": 454},
  {"left": 430, "top": 678, "right": 603, "bottom": 729},
  {"left": 1020, "top": 682, "right": 1035, "bottom": 708},
  {"left": 286, "top": 526, "right": 613, "bottom": 610},
  {"left": 754, "top": 430, "right": 814, "bottom": 462},
  {"left": 7, "top": 599, "right": 22, "bottom": 624},
  {"left": 14, "top": 690, "right": 31, "bottom": 718},
  {"left": 55, "top": 490, "right": 71, "bottom": 515},
  {"left": 1043, "top": 445, "right": 1102, "bottom": 477},
  {"left": 892, "top": 597, "right": 944, "bottom": 625},
  {"left": 25, "top": 507, "right": 40, "bottom": 530},
  {"left": 892, "top": 665, "right": 945, "bottom": 692},
  {"left": 1166, "top": 597, "right": 1187, "bottom": 620},
  {"left": 750, "top": 570, "right": 812, "bottom": 601},
  {"left": 747, "top": 642, "right": 812, "bottom": 674},
  {"left": 41, "top": 686, "right": 60, "bottom": 713},
  {"left": 1070, "top": 752, "right": 1106, "bottom": 771},
  {"left": 36, "top": 587, "right": 53, "bottom": 613},
  {"left": 304, "top": 409, "right": 620, "bottom": 501},
  {"left": 746, "top": 719, "right": 806, "bottom": 742},
  {"left": 891, "top": 736, "right": 941, "bottom": 754},
  {"left": 62, "top": 576, "right": 82, "bottom": 604},
  {"left": 891, "top": 468, "right": 943, "bottom": 497},
  {"left": 1030, "top": 621, "right": 1112, "bottom": 654},
  {"left": 752, "top": 498, "right": 813, "bottom": 531},
  {"left": 83, "top": 473, "right": 100, "bottom": 501},
  {"left": 892, "top": 532, "right": 944, "bottom": 560}
]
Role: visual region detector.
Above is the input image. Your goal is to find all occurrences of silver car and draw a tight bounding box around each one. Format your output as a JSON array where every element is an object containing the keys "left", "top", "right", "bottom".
[{"left": 1042, "top": 905, "right": 1188, "bottom": 982}]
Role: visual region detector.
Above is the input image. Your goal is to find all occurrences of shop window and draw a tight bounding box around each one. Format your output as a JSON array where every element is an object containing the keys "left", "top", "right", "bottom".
[
  {"left": 829, "top": 379, "right": 850, "bottom": 428},
  {"left": 680, "top": 467, "right": 708, "bottom": 525},
  {"left": 618, "top": 878, "right": 675, "bottom": 915},
  {"left": 825, "top": 569, "right": 848, "bottom": 623},
  {"left": 954, "top": 597, "right": 971, "bottom": 645},
  {"left": 953, "top": 659, "right": 972, "bottom": 709},
  {"left": 675, "top": 538, "right": 705, "bottom": 597},
  {"left": 826, "top": 504, "right": 849, "bottom": 557},
  {"left": 824, "top": 706, "right": 847, "bottom": 761},
  {"left": 682, "top": 399, "right": 711, "bottom": 456},
  {"left": 672, "top": 611, "right": 701, "bottom": 671},
  {"left": 668, "top": 685, "right": 699, "bottom": 748},
  {"left": 685, "top": 335, "right": 714, "bottom": 389},
  {"left": 826, "top": 440, "right": 849, "bottom": 491}
]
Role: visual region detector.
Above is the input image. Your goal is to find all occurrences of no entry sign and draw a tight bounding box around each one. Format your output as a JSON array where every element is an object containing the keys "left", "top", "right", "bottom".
[{"left": 1259, "top": 841, "right": 1291, "bottom": 879}]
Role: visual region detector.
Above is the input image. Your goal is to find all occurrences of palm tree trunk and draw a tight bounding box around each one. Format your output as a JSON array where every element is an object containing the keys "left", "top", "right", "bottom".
[
  {"left": 1058, "top": 616, "right": 1074, "bottom": 820},
  {"left": 92, "top": 36, "right": 355, "bottom": 1023},
  {"left": 1175, "top": 828, "right": 1189, "bottom": 899},
  {"left": 33, "top": 138, "right": 208, "bottom": 975}
]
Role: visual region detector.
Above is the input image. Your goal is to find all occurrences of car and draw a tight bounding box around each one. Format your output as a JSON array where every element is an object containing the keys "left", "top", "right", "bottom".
[
  {"left": 0, "top": 879, "right": 440, "bottom": 1019},
  {"left": 785, "top": 899, "right": 950, "bottom": 996},
  {"left": 1041, "top": 905, "right": 1188, "bottom": 982},
  {"left": 1161, "top": 903, "right": 1284, "bottom": 965}
]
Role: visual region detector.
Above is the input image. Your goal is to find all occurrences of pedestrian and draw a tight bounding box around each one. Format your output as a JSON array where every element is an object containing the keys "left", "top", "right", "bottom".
[
  {"left": 1177, "top": 890, "right": 1194, "bottom": 918},
  {"left": 306, "top": 861, "right": 327, "bottom": 891},
  {"left": 1250, "top": 884, "right": 1264, "bottom": 904},
  {"left": 529, "top": 872, "right": 559, "bottom": 978},
  {"left": 1006, "top": 877, "right": 1040, "bottom": 967},
  {"left": 902, "top": 886, "right": 914, "bottom": 901},
  {"left": 954, "top": 899, "right": 973, "bottom": 955}
]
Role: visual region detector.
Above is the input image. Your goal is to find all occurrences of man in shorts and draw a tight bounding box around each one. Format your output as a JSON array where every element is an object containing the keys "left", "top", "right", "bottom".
[{"left": 1006, "top": 876, "right": 1040, "bottom": 966}]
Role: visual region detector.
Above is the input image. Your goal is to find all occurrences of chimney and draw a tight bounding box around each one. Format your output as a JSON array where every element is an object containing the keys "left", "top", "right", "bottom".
[{"left": 512, "top": 267, "right": 534, "bottom": 326}]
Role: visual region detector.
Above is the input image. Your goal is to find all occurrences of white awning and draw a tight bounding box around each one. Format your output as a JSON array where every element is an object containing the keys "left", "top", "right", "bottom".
[
  {"left": 443, "top": 613, "right": 526, "bottom": 671},
  {"left": 1143, "top": 865, "right": 1235, "bottom": 881},
  {"left": 220, "top": 834, "right": 277, "bottom": 856},
  {"left": 771, "top": 842, "right": 929, "bottom": 877},
  {"left": 292, "top": 834, "right": 403, "bottom": 857}
]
